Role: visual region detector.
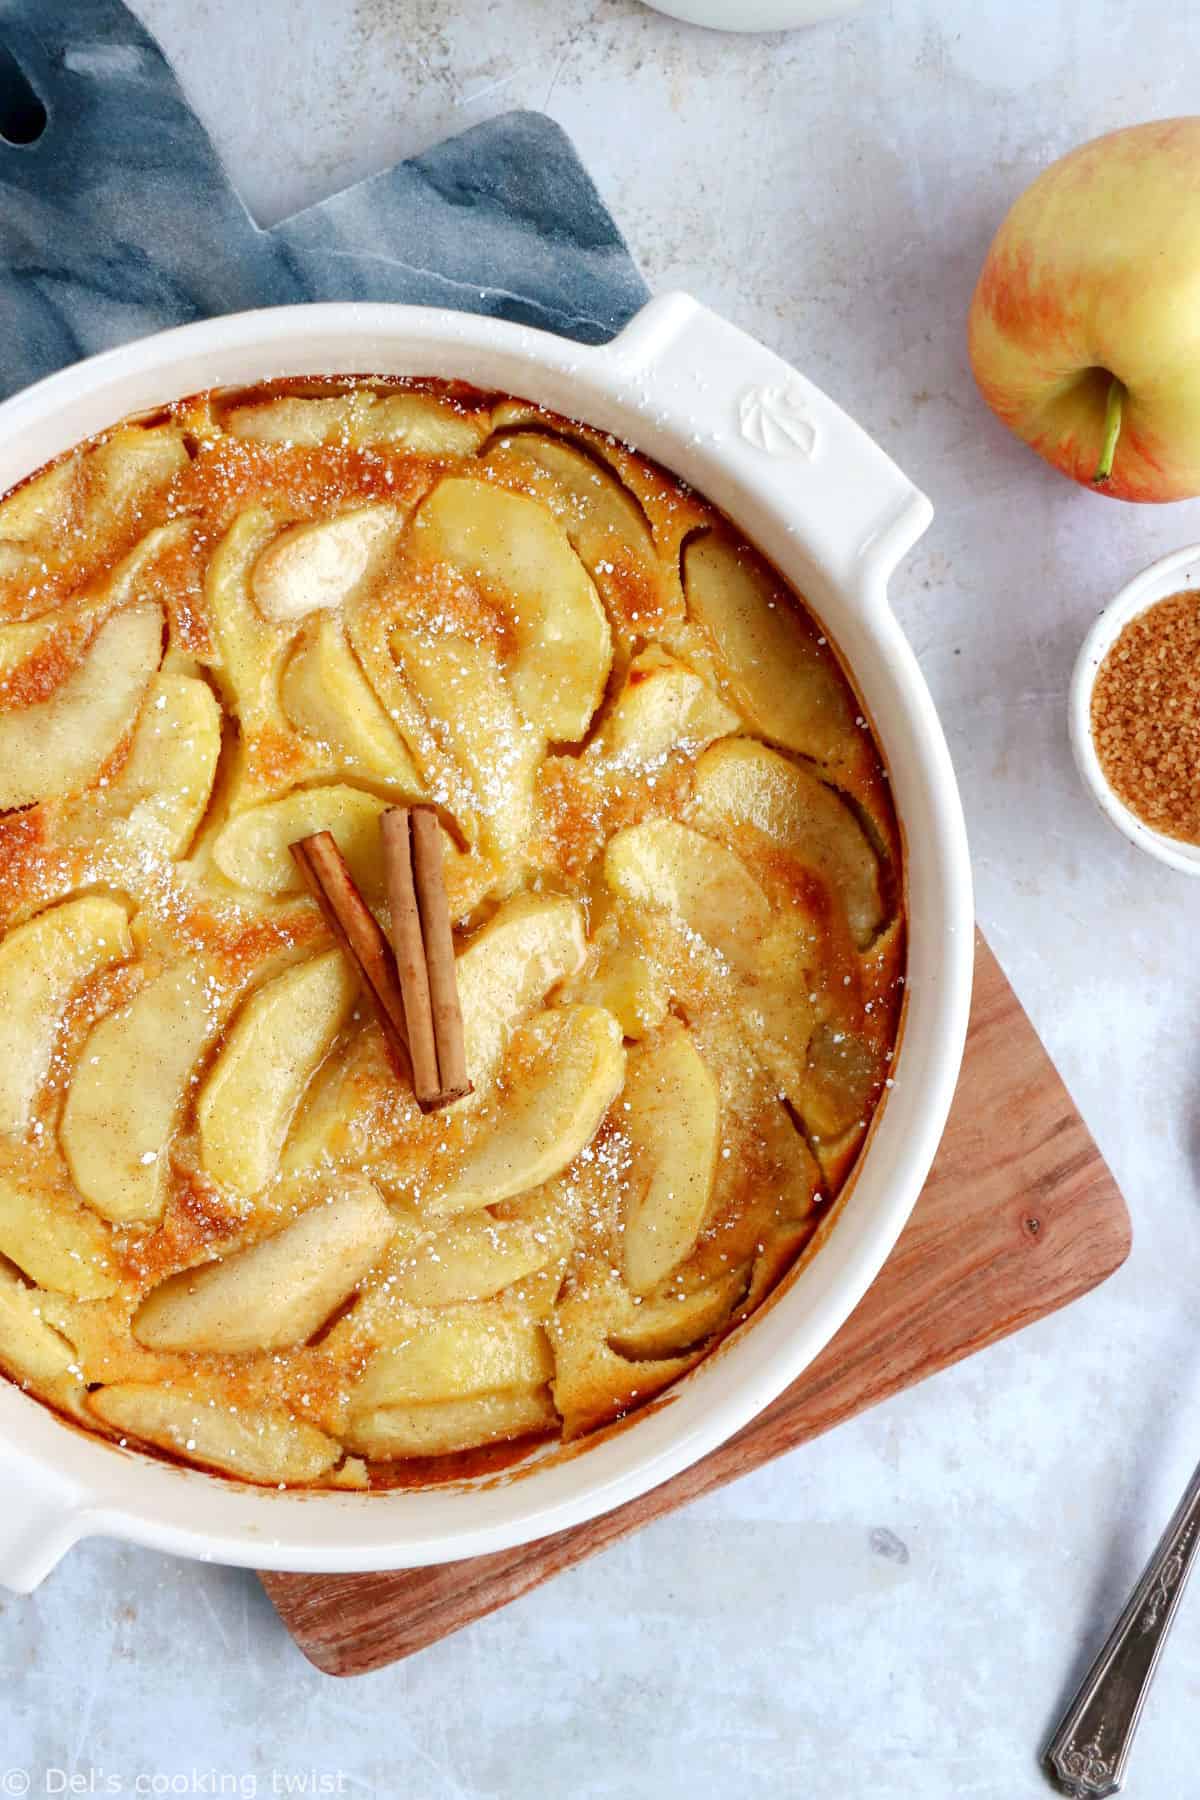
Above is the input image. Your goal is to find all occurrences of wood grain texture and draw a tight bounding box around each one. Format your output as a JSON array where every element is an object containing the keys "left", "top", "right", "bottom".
[{"left": 261, "top": 935, "right": 1131, "bottom": 1676}]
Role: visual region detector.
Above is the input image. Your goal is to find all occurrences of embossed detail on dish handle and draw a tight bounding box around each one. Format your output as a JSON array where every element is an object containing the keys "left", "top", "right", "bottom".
[
  {"left": 603, "top": 291, "right": 932, "bottom": 599},
  {"left": 738, "top": 383, "right": 818, "bottom": 459},
  {"left": 1044, "top": 1458, "right": 1200, "bottom": 1796}
]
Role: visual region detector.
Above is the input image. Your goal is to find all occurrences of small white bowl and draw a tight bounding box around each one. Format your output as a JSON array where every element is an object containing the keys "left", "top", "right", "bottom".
[
  {"left": 639, "top": 0, "right": 862, "bottom": 28},
  {"left": 1070, "top": 543, "right": 1200, "bottom": 874}
]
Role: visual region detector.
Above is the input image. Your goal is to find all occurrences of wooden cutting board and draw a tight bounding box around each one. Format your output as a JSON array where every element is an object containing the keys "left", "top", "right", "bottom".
[{"left": 261, "top": 934, "right": 1131, "bottom": 1675}]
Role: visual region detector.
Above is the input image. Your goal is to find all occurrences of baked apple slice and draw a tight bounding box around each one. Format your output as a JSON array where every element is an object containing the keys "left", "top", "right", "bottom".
[
  {"left": 692, "top": 737, "right": 885, "bottom": 947},
  {"left": 0, "top": 1170, "right": 116, "bottom": 1299},
  {"left": 211, "top": 506, "right": 400, "bottom": 714},
  {"left": 387, "top": 1207, "right": 573, "bottom": 1307},
  {"left": 414, "top": 477, "right": 612, "bottom": 741},
  {"left": 344, "top": 1389, "right": 557, "bottom": 1458},
  {"left": 211, "top": 783, "right": 484, "bottom": 920},
  {"left": 559, "top": 920, "right": 668, "bottom": 1041},
  {"left": 391, "top": 627, "right": 542, "bottom": 863},
  {"left": 682, "top": 531, "right": 851, "bottom": 762},
  {"left": 213, "top": 784, "right": 389, "bottom": 902},
  {"left": 0, "top": 896, "right": 131, "bottom": 1135},
  {"left": 0, "top": 605, "right": 94, "bottom": 692},
  {"left": 0, "top": 1259, "right": 82, "bottom": 1399},
  {"left": 604, "top": 819, "right": 772, "bottom": 974},
  {"left": 454, "top": 893, "right": 587, "bottom": 1090},
  {"left": 250, "top": 506, "right": 399, "bottom": 624},
  {"left": 47, "top": 671, "right": 222, "bottom": 872},
  {"left": 365, "top": 390, "right": 490, "bottom": 453},
  {"left": 0, "top": 427, "right": 186, "bottom": 584},
  {"left": 133, "top": 1178, "right": 394, "bottom": 1353},
  {"left": 0, "top": 602, "right": 163, "bottom": 809},
  {"left": 100, "top": 673, "right": 221, "bottom": 856},
  {"left": 0, "top": 452, "right": 81, "bottom": 549},
  {"left": 82, "top": 425, "right": 189, "bottom": 538},
  {"left": 88, "top": 1384, "right": 340, "bottom": 1484},
  {"left": 225, "top": 388, "right": 486, "bottom": 454},
  {"left": 0, "top": 518, "right": 177, "bottom": 686},
  {"left": 343, "top": 1298, "right": 559, "bottom": 1455},
  {"left": 197, "top": 949, "right": 358, "bottom": 1196},
  {"left": 482, "top": 429, "right": 675, "bottom": 627},
  {"left": 547, "top": 1267, "right": 701, "bottom": 1439},
  {"left": 621, "top": 1023, "right": 721, "bottom": 1296},
  {"left": 61, "top": 962, "right": 223, "bottom": 1225},
  {"left": 344, "top": 602, "right": 480, "bottom": 837},
  {"left": 351, "top": 1304, "right": 554, "bottom": 1409},
  {"left": 223, "top": 393, "right": 361, "bottom": 444},
  {"left": 280, "top": 1032, "right": 396, "bottom": 1175},
  {"left": 0, "top": 543, "right": 30, "bottom": 580},
  {"left": 788, "top": 1022, "right": 885, "bottom": 1192},
  {"left": 206, "top": 507, "right": 405, "bottom": 809},
  {"left": 199, "top": 505, "right": 281, "bottom": 720},
  {"left": 280, "top": 615, "right": 423, "bottom": 791},
  {"left": 738, "top": 964, "right": 821, "bottom": 1117},
  {"left": 430, "top": 1005, "right": 625, "bottom": 1215},
  {"left": 608, "top": 1264, "right": 751, "bottom": 1360},
  {"left": 597, "top": 645, "right": 738, "bottom": 768}
]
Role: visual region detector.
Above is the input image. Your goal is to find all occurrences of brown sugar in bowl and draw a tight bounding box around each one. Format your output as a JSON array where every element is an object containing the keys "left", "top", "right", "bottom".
[{"left": 1071, "top": 545, "right": 1200, "bottom": 874}]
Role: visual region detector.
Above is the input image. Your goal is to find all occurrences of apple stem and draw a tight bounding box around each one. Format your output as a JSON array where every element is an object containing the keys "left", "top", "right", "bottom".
[{"left": 1094, "top": 377, "right": 1125, "bottom": 484}]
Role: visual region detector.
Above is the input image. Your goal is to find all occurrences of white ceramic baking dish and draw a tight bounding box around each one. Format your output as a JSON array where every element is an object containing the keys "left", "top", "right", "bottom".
[{"left": 0, "top": 295, "right": 973, "bottom": 1592}]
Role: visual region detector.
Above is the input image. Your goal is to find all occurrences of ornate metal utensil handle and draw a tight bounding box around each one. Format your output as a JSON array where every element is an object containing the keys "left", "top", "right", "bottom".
[{"left": 1044, "top": 1456, "right": 1200, "bottom": 1796}]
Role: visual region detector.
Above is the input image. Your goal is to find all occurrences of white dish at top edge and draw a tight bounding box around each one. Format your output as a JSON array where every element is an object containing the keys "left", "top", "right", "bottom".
[
  {"left": 639, "top": 0, "right": 862, "bottom": 31},
  {"left": 1070, "top": 543, "right": 1200, "bottom": 876}
]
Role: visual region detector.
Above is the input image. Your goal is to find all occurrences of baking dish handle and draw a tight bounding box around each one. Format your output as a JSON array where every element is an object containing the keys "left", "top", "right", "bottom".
[
  {"left": 0, "top": 1447, "right": 87, "bottom": 1592},
  {"left": 602, "top": 291, "right": 933, "bottom": 597}
]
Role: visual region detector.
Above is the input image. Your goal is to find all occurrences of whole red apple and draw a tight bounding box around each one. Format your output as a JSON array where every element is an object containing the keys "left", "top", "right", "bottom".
[{"left": 969, "top": 118, "right": 1200, "bottom": 502}]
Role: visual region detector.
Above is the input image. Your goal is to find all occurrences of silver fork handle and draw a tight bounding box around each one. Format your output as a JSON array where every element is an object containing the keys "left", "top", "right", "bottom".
[{"left": 1044, "top": 1457, "right": 1200, "bottom": 1796}]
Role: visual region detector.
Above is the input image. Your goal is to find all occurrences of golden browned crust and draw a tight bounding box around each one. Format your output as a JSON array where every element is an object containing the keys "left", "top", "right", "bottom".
[{"left": 0, "top": 378, "right": 904, "bottom": 1486}]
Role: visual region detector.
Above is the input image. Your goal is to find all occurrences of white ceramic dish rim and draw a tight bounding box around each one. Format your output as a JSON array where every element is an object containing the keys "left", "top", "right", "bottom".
[
  {"left": 1070, "top": 543, "right": 1200, "bottom": 875},
  {"left": 0, "top": 294, "right": 974, "bottom": 1591},
  {"left": 638, "top": 0, "right": 863, "bottom": 31}
]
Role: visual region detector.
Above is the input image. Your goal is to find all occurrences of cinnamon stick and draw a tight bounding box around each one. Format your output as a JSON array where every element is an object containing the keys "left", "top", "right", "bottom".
[
  {"left": 410, "top": 807, "right": 471, "bottom": 1103},
  {"left": 383, "top": 806, "right": 472, "bottom": 1108},
  {"left": 380, "top": 808, "right": 441, "bottom": 1105},
  {"left": 289, "top": 831, "right": 411, "bottom": 1081}
]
